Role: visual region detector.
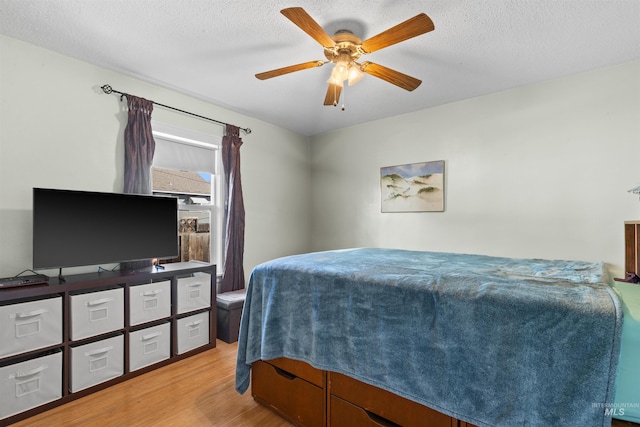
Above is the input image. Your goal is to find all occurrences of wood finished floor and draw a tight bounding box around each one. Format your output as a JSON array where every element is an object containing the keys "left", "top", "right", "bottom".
[
  {"left": 10, "top": 339, "right": 638, "bottom": 427},
  {"left": 12, "top": 340, "right": 292, "bottom": 427}
]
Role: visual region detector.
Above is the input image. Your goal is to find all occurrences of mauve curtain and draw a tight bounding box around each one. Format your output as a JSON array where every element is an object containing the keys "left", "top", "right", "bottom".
[
  {"left": 123, "top": 95, "right": 155, "bottom": 194},
  {"left": 220, "top": 124, "right": 246, "bottom": 292}
]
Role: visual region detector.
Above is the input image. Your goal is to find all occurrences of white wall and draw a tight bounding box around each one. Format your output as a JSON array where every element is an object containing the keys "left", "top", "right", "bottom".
[
  {"left": 3, "top": 33, "right": 637, "bottom": 281},
  {"left": 0, "top": 35, "right": 311, "bottom": 278},
  {"left": 310, "top": 61, "right": 640, "bottom": 278}
]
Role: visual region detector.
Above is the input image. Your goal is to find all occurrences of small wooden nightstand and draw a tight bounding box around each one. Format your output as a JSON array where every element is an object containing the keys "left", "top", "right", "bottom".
[{"left": 625, "top": 221, "right": 640, "bottom": 276}]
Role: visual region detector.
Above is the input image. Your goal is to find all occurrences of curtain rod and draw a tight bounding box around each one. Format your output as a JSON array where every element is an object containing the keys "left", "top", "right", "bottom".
[{"left": 100, "top": 84, "right": 251, "bottom": 134}]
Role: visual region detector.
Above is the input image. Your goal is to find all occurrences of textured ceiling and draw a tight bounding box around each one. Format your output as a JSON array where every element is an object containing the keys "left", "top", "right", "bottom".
[{"left": 1, "top": 0, "right": 639, "bottom": 136}]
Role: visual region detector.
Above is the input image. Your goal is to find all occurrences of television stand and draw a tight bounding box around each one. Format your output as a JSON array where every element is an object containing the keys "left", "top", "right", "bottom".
[{"left": 0, "top": 261, "right": 216, "bottom": 425}]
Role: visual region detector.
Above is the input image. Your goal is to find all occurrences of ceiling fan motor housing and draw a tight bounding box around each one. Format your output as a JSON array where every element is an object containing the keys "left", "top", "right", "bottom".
[{"left": 324, "top": 30, "right": 363, "bottom": 64}]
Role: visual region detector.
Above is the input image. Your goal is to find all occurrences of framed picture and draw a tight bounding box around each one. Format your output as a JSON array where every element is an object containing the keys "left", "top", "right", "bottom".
[{"left": 380, "top": 160, "right": 445, "bottom": 212}]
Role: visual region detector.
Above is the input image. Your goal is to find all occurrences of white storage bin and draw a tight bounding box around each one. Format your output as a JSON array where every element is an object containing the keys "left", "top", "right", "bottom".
[
  {"left": 129, "top": 322, "right": 170, "bottom": 371},
  {"left": 0, "top": 297, "right": 62, "bottom": 358},
  {"left": 176, "top": 273, "right": 211, "bottom": 314},
  {"left": 70, "top": 335, "right": 123, "bottom": 392},
  {"left": 0, "top": 352, "right": 62, "bottom": 420},
  {"left": 129, "top": 281, "right": 171, "bottom": 326},
  {"left": 176, "top": 312, "right": 209, "bottom": 354},
  {"left": 70, "top": 288, "right": 124, "bottom": 341}
]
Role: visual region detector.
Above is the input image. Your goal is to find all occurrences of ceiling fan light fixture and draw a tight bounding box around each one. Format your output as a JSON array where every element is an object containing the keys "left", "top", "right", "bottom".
[
  {"left": 347, "top": 64, "right": 364, "bottom": 86},
  {"left": 327, "top": 75, "right": 344, "bottom": 88},
  {"left": 333, "top": 61, "right": 350, "bottom": 82}
]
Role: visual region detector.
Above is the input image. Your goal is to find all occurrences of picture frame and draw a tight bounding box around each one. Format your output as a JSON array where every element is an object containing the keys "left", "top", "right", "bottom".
[{"left": 380, "top": 160, "right": 445, "bottom": 212}]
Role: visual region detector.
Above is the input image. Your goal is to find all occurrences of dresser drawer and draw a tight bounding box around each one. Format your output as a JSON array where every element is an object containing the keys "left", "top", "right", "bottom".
[
  {"left": 70, "top": 335, "right": 124, "bottom": 392},
  {"left": 329, "top": 372, "right": 453, "bottom": 427},
  {"left": 70, "top": 288, "right": 124, "bottom": 340},
  {"left": 129, "top": 281, "right": 171, "bottom": 326},
  {"left": 331, "top": 395, "right": 397, "bottom": 427},
  {"left": 176, "top": 311, "right": 209, "bottom": 354},
  {"left": 176, "top": 273, "right": 211, "bottom": 314},
  {"left": 252, "top": 360, "right": 325, "bottom": 427},
  {"left": 0, "top": 296, "right": 62, "bottom": 358},
  {"left": 266, "top": 358, "right": 324, "bottom": 388},
  {"left": 129, "top": 322, "right": 170, "bottom": 371},
  {"left": 0, "top": 351, "right": 62, "bottom": 420}
]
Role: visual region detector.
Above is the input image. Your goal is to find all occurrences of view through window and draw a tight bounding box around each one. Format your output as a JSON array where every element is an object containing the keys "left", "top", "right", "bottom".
[
  {"left": 150, "top": 122, "right": 223, "bottom": 268},
  {"left": 152, "top": 167, "right": 212, "bottom": 263}
]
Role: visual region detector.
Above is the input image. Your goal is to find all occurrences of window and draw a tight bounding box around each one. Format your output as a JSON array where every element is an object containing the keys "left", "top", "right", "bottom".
[{"left": 151, "top": 122, "right": 223, "bottom": 268}]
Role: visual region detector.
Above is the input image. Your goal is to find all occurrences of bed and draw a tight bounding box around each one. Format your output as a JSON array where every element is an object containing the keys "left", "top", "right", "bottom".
[{"left": 235, "top": 248, "right": 635, "bottom": 427}]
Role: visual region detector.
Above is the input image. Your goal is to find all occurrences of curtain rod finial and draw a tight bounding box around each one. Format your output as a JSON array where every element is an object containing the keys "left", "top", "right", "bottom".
[
  {"left": 244, "top": 128, "right": 252, "bottom": 135},
  {"left": 101, "top": 84, "right": 113, "bottom": 94}
]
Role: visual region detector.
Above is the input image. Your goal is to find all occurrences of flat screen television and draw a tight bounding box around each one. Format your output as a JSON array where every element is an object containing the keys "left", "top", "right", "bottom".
[{"left": 33, "top": 188, "right": 178, "bottom": 270}]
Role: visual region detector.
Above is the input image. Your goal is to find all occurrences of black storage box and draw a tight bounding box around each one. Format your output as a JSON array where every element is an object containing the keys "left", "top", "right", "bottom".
[{"left": 216, "top": 289, "right": 246, "bottom": 343}]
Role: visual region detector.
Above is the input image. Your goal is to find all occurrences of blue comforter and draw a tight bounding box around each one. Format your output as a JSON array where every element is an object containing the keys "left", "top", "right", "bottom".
[{"left": 236, "top": 248, "right": 623, "bottom": 427}]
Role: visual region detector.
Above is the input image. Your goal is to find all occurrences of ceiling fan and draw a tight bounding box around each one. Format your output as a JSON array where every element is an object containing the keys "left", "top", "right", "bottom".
[{"left": 255, "top": 7, "right": 435, "bottom": 108}]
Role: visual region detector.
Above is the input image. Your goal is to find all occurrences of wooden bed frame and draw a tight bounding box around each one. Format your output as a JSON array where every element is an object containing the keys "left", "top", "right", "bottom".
[
  {"left": 252, "top": 357, "right": 475, "bottom": 427},
  {"left": 251, "top": 357, "right": 640, "bottom": 427}
]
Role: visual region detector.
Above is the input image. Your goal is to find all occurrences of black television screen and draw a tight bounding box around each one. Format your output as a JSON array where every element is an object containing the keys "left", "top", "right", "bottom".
[{"left": 33, "top": 188, "right": 178, "bottom": 270}]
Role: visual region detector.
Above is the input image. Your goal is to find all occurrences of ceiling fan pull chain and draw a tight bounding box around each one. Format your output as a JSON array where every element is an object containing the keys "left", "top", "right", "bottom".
[{"left": 342, "top": 86, "right": 346, "bottom": 111}]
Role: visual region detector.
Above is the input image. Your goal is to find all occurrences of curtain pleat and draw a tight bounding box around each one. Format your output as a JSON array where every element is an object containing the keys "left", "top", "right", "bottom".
[
  {"left": 220, "top": 124, "right": 245, "bottom": 292},
  {"left": 124, "top": 96, "right": 155, "bottom": 194}
]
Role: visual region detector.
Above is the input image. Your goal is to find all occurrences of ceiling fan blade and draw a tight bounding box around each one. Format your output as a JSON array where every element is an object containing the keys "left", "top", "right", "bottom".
[
  {"left": 255, "top": 60, "right": 325, "bottom": 80},
  {"left": 360, "top": 62, "right": 422, "bottom": 91},
  {"left": 323, "top": 83, "right": 342, "bottom": 106},
  {"left": 361, "top": 13, "right": 434, "bottom": 54},
  {"left": 281, "top": 7, "right": 336, "bottom": 48}
]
